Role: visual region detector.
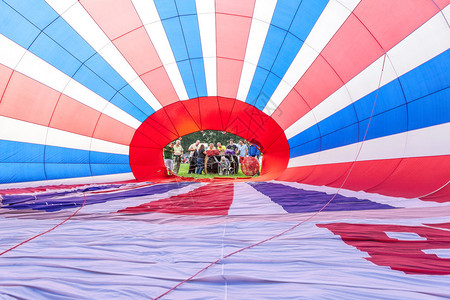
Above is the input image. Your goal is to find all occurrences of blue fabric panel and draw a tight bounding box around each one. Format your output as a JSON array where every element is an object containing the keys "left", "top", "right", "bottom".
[
  {"left": 290, "top": 0, "right": 329, "bottom": 41},
  {"left": 408, "top": 87, "right": 450, "bottom": 131},
  {"left": 270, "top": 0, "right": 302, "bottom": 31},
  {"left": 72, "top": 65, "right": 116, "bottom": 100},
  {"left": 44, "top": 146, "right": 89, "bottom": 164},
  {"left": 0, "top": 163, "right": 46, "bottom": 183},
  {"left": 359, "top": 106, "right": 407, "bottom": 141},
  {"left": 45, "top": 163, "right": 91, "bottom": 180},
  {"left": 289, "top": 138, "right": 321, "bottom": 158},
  {"left": 320, "top": 123, "right": 359, "bottom": 152},
  {"left": 288, "top": 125, "right": 320, "bottom": 149},
  {"left": 177, "top": 60, "right": 198, "bottom": 98},
  {"left": 400, "top": 49, "right": 450, "bottom": 102},
  {"left": 0, "top": 140, "right": 44, "bottom": 163},
  {"left": 5, "top": 0, "right": 58, "bottom": 30},
  {"left": 161, "top": 18, "right": 189, "bottom": 60},
  {"left": 91, "top": 164, "right": 132, "bottom": 176},
  {"left": 154, "top": 0, "right": 178, "bottom": 20},
  {"left": 118, "top": 85, "right": 155, "bottom": 117},
  {"left": 84, "top": 53, "right": 127, "bottom": 91},
  {"left": 110, "top": 92, "right": 147, "bottom": 122},
  {"left": 319, "top": 105, "right": 358, "bottom": 137},
  {"left": 246, "top": 68, "right": 270, "bottom": 105},
  {"left": 254, "top": 73, "right": 282, "bottom": 111},
  {"left": 257, "top": 25, "right": 287, "bottom": 71},
  {"left": 90, "top": 152, "right": 130, "bottom": 164},
  {"left": 353, "top": 80, "right": 406, "bottom": 120},
  {"left": 190, "top": 58, "right": 208, "bottom": 97},
  {"left": 0, "top": 1, "right": 41, "bottom": 49},
  {"left": 271, "top": 33, "right": 302, "bottom": 78},
  {"left": 44, "top": 17, "right": 95, "bottom": 62},
  {"left": 28, "top": 33, "right": 81, "bottom": 77},
  {"left": 175, "top": 0, "right": 197, "bottom": 15},
  {"left": 180, "top": 15, "right": 203, "bottom": 59}
]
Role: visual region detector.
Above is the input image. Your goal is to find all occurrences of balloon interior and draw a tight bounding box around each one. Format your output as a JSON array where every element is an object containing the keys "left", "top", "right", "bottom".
[{"left": 0, "top": 1, "right": 448, "bottom": 299}]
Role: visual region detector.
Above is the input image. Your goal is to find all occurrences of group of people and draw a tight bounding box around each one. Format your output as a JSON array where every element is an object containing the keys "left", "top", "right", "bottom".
[
  {"left": 163, "top": 138, "right": 260, "bottom": 175},
  {"left": 188, "top": 139, "right": 260, "bottom": 175}
]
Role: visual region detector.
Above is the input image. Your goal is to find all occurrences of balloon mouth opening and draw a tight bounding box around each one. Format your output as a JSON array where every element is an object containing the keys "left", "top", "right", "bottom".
[{"left": 129, "top": 97, "right": 290, "bottom": 181}]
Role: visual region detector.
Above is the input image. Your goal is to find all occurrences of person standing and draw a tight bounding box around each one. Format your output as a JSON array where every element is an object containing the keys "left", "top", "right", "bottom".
[
  {"left": 216, "top": 142, "right": 226, "bottom": 154},
  {"left": 163, "top": 142, "right": 174, "bottom": 174},
  {"left": 226, "top": 139, "right": 238, "bottom": 153},
  {"left": 237, "top": 140, "right": 248, "bottom": 165},
  {"left": 173, "top": 140, "right": 183, "bottom": 175},
  {"left": 247, "top": 142, "right": 259, "bottom": 158},
  {"left": 188, "top": 140, "right": 200, "bottom": 174},
  {"left": 196, "top": 144, "right": 207, "bottom": 175}
]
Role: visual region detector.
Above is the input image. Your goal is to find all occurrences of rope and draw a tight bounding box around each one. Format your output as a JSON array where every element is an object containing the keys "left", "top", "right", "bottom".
[
  {"left": 0, "top": 193, "right": 87, "bottom": 257},
  {"left": 154, "top": 55, "right": 388, "bottom": 299}
]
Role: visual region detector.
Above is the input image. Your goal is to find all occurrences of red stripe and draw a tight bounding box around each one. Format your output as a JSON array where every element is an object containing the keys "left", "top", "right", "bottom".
[
  {"left": 216, "top": 0, "right": 255, "bottom": 98},
  {"left": 118, "top": 183, "right": 234, "bottom": 215},
  {"left": 274, "top": 0, "right": 442, "bottom": 129},
  {"left": 278, "top": 155, "right": 450, "bottom": 201}
]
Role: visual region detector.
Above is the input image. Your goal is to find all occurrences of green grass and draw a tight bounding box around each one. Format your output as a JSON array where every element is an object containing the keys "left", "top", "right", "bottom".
[{"left": 176, "top": 163, "right": 254, "bottom": 179}]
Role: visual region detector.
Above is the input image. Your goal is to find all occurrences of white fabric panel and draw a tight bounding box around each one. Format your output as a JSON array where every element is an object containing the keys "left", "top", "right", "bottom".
[
  {"left": 0, "top": 34, "right": 141, "bottom": 130},
  {"left": 46, "top": 0, "right": 163, "bottom": 111},
  {"left": 288, "top": 123, "right": 450, "bottom": 168},
  {"left": 264, "top": 0, "right": 361, "bottom": 115},
  {"left": 132, "top": 0, "right": 189, "bottom": 100},
  {"left": 285, "top": 8, "right": 450, "bottom": 140},
  {"left": 0, "top": 116, "right": 129, "bottom": 155},
  {"left": 236, "top": 0, "right": 277, "bottom": 101},
  {"left": 228, "top": 183, "right": 287, "bottom": 215},
  {"left": 0, "top": 34, "right": 27, "bottom": 70},
  {"left": 0, "top": 172, "right": 135, "bottom": 189},
  {"left": 0, "top": 116, "right": 47, "bottom": 145},
  {"left": 196, "top": 0, "right": 217, "bottom": 96}
]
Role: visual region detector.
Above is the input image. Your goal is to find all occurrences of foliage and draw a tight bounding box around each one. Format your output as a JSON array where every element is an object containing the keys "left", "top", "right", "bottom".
[{"left": 173, "top": 130, "right": 245, "bottom": 150}]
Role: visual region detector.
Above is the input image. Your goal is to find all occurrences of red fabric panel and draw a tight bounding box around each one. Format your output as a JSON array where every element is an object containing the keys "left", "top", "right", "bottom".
[
  {"left": 424, "top": 222, "right": 450, "bottom": 230},
  {"left": 129, "top": 97, "right": 290, "bottom": 181},
  {"left": 50, "top": 94, "right": 99, "bottom": 137},
  {"left": 129, "top": 146, "right": 167, "bottom": 180},
  {"left": 318, "top": 222, "right": 450, "bottom": 275},
  {"left": 217, "top": 97, "right": 236, "bottom": 129},
  {"left": 367, "top": 155, "right": 450, "bottom": 198},
  {"left": 216, "top": 58, "right": 244, "bottom": 99},
  {"left": 273, "top": 88, "right": 310, "bottom": 130},
  {"left": 216, "top": 0, "right": 255, "bottom": 17},
  {"left": 0, "top": 72, "right": 60, "bottom": 125},
  {"left": 276, "top": 166, "right": 315, "bottom": 183},
  {"left": 196, "top": 97, "right": 223, "bottom": 130},
  {"left": 93, "top": 113, "right": 135, "bottom": 145},
  {"left": 117, "top": 183, "right": 234, "bottom": 215},
  {"left": 302, "top": 163, "right": 353, "bottom": 187},
  {"left": 354, "top": 0, "right": 439, "bottom": 50},
  {"left": 141, "top": 67, "right": 179, "bottom": 106},
  {"left": 80, "top": 0, "right": 142, "bottom": 40},
  {"left": 420, "top": 183, "right": 450, "bottom": 203},
  {"left": 434, "top": 0, "right": 450, "bottom": 7}
]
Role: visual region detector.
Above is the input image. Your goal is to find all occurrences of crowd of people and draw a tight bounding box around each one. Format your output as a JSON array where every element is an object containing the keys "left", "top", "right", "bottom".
[{"left": 163, "top": 138, "right": 260, "bottom": 176}]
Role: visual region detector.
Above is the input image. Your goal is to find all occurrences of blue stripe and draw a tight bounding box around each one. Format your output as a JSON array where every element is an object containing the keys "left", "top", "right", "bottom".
[
  {"left": 0, "top": 0, "right": 155, "bottom": 121},
  {"left": 246, "top": 0, "right": 329, "bottom": 109},
  {"left": 0, "top": 140, "right": 130, "bottom": 183},
  {"left": 154, "top": 0, "right": 207, "bottom": 98},
  {"left": 289, "top": 50, "right": 450, "bottom": 158}
]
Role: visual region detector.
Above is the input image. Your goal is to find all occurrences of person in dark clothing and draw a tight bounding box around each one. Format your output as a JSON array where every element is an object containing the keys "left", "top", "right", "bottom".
[{"left": 196, "top": 144, "right": 207, "bottom": 175}]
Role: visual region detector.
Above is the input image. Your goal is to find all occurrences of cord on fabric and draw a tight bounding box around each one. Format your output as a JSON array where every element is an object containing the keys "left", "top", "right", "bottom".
[
  {"left": 154, "top": 54, "right": 388, "bottom": 299},
  {"left": 0, "top": 193, "right": 87, "bottom": 257}
]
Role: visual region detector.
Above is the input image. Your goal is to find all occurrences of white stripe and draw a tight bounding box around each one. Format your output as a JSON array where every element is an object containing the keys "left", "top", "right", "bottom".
[
  {"left": 0, "top": 116, "right": 129, "bottom": 155},
  {"left": 263, "top": 0, "right": 362, "bottom": 115},
  {"left": 0, "top": 34, "right": 141, "bottom": 130},
  {"left": 45, "top": 0, "right": 163, "bottom": 111},
  {"left": 288, "top": 122, "right": 450, "bottom": 168},
  {"left": 196, "top": 0, "right": 217, "bottom": 96},
  {"left": 285, "top": 7, "right": 450, "bottom": 139},
  {"left": 0, "top": 172, "right": 135, "bottom": 190},
  {"left": 132, "top": 0, "right": 189, "bottom": 100},
  {"left": 236, "top": 0, "right": 277, "bottom": 101}
]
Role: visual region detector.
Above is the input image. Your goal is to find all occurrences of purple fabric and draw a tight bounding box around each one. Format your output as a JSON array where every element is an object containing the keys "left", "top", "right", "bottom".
[
  {"left": 1, "top": 182, "right": 193, "bottom": 212},
  {"left": 249, "top": 182, "right": 394, "bottom": 213}
]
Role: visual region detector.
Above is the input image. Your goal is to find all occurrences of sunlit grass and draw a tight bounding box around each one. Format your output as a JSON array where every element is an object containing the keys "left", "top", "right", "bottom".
[{"left": 176, "top": 163, "right": 253, "bottom": 179}]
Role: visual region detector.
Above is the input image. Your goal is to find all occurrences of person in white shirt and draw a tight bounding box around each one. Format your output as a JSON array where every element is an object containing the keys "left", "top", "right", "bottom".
[
  {"left": 172, "top": 140, "right": 183, "bottom": 175},
  {"left": 188, "top": 140, "right": 200, "bottom": 174}
]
